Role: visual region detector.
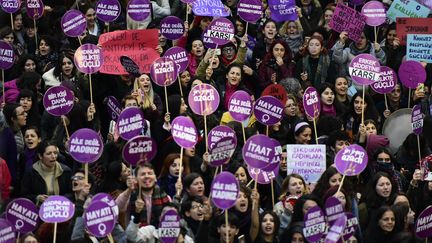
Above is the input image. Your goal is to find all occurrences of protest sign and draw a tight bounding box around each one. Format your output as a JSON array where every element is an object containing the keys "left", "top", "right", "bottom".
[
  {"left": 171, "top": 116, "right": 198, "bottom": 149},
  {"left": 237, "top": 0, "right": 263, "bottom": 23},
  {"left": 228, "top": 90, "right": 253, "bottom": 122},
  {"left": 411, "top": 104, "right": 423, "bottom": 135},
  {"left": 158, "top": 210, "right": 180, "bottom": 243},
  {"left": 120, "top": 56, "right": 141, "bottom": 77},
  {"left": 43, "top": 86, "right": 75, "bottom": 116},
  {"left": 5, "top": 198, "right": 38, "bottom": 233},
  {"left": 398, "top": 60, "right": 426, "bottom": 89},
  {"left": 85, "top": 200, "right": 115, "bottom": 237},
  {"left": 243, "top": 134, "right": 277, "bottom": 169},
  {"left": 349, "top": 54, "right": 381, "bottom": 85},
  {"left": 61, "top": 10, "right": 87, "bottom": 37},
  {"left": 335, "top": 144, "right": 368, "bottom": 176},
  {"left": 1, "top": 0, "right": 20, "bottom": 13},
  {"left": 0, "top": 41, "right": 14, "bottom": 70},
  {"left": 262, "top": 84, "right": 288, "bottom": 106},
  {"left": 188, "top": 83, "right": 220, "bottom": 116},
  {"left": 418, "top": 0, "right": 432, "bottom": 9},
  {"left": 387, "top": 0, "right": 430, "bottom": 22},
  {"left": 407, "top": 34, "right": 432, "bottom": 63},
  {"left": 325, "top": 197, "right": 345, "bottom": 226},
  {"left": 396, "top": 18, "right": 432, "bottom": 45},
  {"left": 371, "top": 66, "right": 397, "bottom": 94},
  {"left": 268, "top": 0, "right": 297, "bottom": 22},
  {"left": 192, "top": 0, "right": 229, "bottom": 16},
  {"left": 127, "top": 0, "right": 151, "bottom": 21},
  {"left": 0, "top": 218, "right": 15, "bottom": 243},
  {"left": 361, "top": 1, "right": 386, "bottom": 26},
  {"left": 202, "top": 28, "right": 218, "bottom": 49},
  {"left": 117, "top": 107, "right": 145, "bottom": 140},
  {"left": 325, "top": 214, "right": 347, "bottom": 243},
  {"left": 105, "top": 96, "right": 122, "bottom": 120},
  {"left": 92, "top": 193, "right": 119, "bottom": 219},
  {"left": 211, "top": 172, "right": 239, "bottom": 209},
  {"left": 98, "top": 29, "right": 159, "bottom": 75},
  {"left": 39, "top": 196, "right": 75, "bottom": 223},
  {"left": 74, "top": 44, "right": 103, "bottom": 74},
  {"left": 164, "top": 47, "right": 190, "bottom": 73},
  {"left": 247, "top": 164, "right": 279, "bottom": 184},
  {"left": 254, "top": 96, "right": 284, "bottom": 126},
  {"left": 160, "top": 16, "right": 184, "bottom": 40},
  {"left": 69, "top": 128, "right": 104, "bottom": 163},
  {"left": 150, "top": 57, "right": 178, "bottom": 86},
  {"left": 205, "top": 18, "right": 235, "bottom": 46},
  {"left": 122, "top": 135, "right": 157, "bottom": 165},
  {"left": 329, "top": 4, "right": 366, "bottom": 42},
  {"left": 209, "top": 136, "right": 236, "bottom": 166},
  {"left": 96, "top": 0, "right": 121, "bottom": 22},
  {"left": 286, "top": 144, "right": 326, "bottom": 183},
  {"left": 343, "top": 213, "right": 359, "bottom": 241},
  {"left": 303, "top": 206, "right": 326, "bottom": 243},
  {"left": 416, "top": 206, "right": 432, "bottom": 238},
  {"left": 208, "top": 125, "right": 236, "bottom": 150},
  {"left": 303, "top": 87, "right": 321, "bottom": 118},
  {"left": 26, "top": 0, "right": 43, "bottom": 19}
]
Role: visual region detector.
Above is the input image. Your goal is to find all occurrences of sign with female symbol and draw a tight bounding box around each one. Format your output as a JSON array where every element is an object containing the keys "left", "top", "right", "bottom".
[{"left": 85, "top": 200, "right": 116, "bottom": 237}]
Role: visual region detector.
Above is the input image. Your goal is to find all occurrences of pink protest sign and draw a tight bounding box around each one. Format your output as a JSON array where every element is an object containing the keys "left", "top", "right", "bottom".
[
  {"left": 361, "top": 1, "right": 386, "bottom": 26},
  {"left": 398, "top": 60, "right": 426, "bottom": 89},
  {"left": 329, "top": 3, "right": 366, "bottom": 42}
]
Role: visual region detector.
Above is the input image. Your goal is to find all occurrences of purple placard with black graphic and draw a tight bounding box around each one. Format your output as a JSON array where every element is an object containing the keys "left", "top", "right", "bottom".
[
  {"left": 371, "top": 66, "right": 397, "bottom": 94},
  {"left": 39, "top": 196, "right": 75, "bottom": 223},
  {"left": 211, "top": 172, "right": 239, "bottom": 209},
  {"left": 171, "top": 116, "right": 198, "bottom": 149},
  {"left": 398, "top": 60, "right": 426, "bottom": 89},
  {"left": 74, "top": 44, "right": 103, "bottom": 74},
  {"left": 361, "top": 1, "right": 386, "bottom": 26},
  {"left": 237, "top": 0, "right": 263, "bottom": 23},
  {"left": 207, "top": 125, "right": 236, "bottom": 150},
  {"left": 247, "top": 164, "right": 279, "bottom": 184},
  {"left": 0, "top": 41, "right": 14, "bottom": 70},
  {"left": 96, "top": 0, "right": 121, "bottom": 22},
  {"left": 159, "top": 209, "right": 181, "bottom": 243},
  {"left": 416, "top": 206, "right": 432, "bottom": 238},
  {"left": 206, "top": 18, "right": 235, "bottom": 46},
  {"left": 92, "top": 193, "right": 119, "bottom": 218},
  {"left": 253, "top": 96, "right": 283, "bottom": 126},
  {"left": 243, "top": 134, "right": 276, "bottom": 169},
  {"left": 5, "top": 198, "right": 38, "bottom": 233},
  {"left": 303, "top": 206, "right": 326, "bottom": 243},
  {"left": 160, "top": 16, "right": 185, "bottom": 40},
  {"left": 120, "top": 56, "right": 141, "bottom": 77},
  {"left": 0, "top": 218, "right": 15, "bottom": 243},
  {"left": 411, "top": 104, "right": 423, "bottom": 135},
  {"left": 343, "top": 213, "right": 359, "bottom": 241},
  {"left": 303, "top": 87, "right": 321, "bottom": 118},
  {"left": 202, "top": 28, "right": 218, "bottom": 49},
  {"left": 85, "top": 200, "right": 115, "bottom": 238},
  {"left": 164, "top": 47, "right": 190, "bottom": 73},
  {"left": 334, "top": 144, "right": 368, "bottom": 176},
  {"left": 228, "top": 90, "right": 253, "bottom": 122},
  {"left": 127, "top": 0, "right": 151, "bottom": 21},
  {"left": 117, "top": 107, "right": 145, "bottom": 140},
  {"left": 69, "top": 128, "right": 103, "bottom": 163},
  {"left": 209, "top": 136, "right": 237, "bottom": 167},
  {"left": 43, "top": 86, "right": 75, "bottom": 116},
  {"left": 268, "top": 0, "right": 297, "bottom": 22},
  {"left": 150, "top": 57, "right": 178, "bottom": 87},
  {"left": 106, "top": 96, "right": 122, "bottom": 120},
  {"left": 188, "top": 83, "right": 220, "bottom": 116},
  {"left": 122, "top": 135, "right": 157, "bottom": 166},
  {"left": 325, "top": 196, "right": 345, "bottom": 226},
  {"left": 325, "top": 214, "right": 347, "bottom": 243},
  {"left": 26, "top": 0, "right": 44, "bottom": 19},
  {"left": 61, "top": 10, "right": 87, "bottom": 37},
  {"left": 1, "top": 0, "right": 20, "bottom": 13},
  {"left": 348, "top": 53, "right": 381, "bottom": 85}
]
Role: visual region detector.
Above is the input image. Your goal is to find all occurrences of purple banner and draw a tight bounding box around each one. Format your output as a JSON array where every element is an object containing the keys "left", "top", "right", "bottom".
[
  {"left": 160, "top": 16, "right": 184, "bottom": 40},
  {"left": 411, "top": 104, "right": 424, "bottom": 135},
  {"left": 164, "top": 47, "right": 189, "bottom": 73},
  {"left": 188, "top": 83, "right": 220, "bottom": 116},
  {"left": 209, "top": 137, "right": 236, "bottom": 167},
  {"left": 268, "top": 0, "right": 297, "bottom": 22},
  {"left": 207, "top": 125, "right": 236, "bottom": 150},
  {"left": 192, "top": 0, "right": 229, "bottom": 17},
  {"left": 1, "top": 0, "right": 20, "bottom": 13},
  {"left": 371, "top": 66, "right": 397, "bottom": 94},
  {"left": 348, "top": 54, "right": 381, "bottom": 85},
  {"left": 120, "top": 56, "right": 141, "bottom": 77},
  {"left": 325, "top": 196, "right": 345, "bottom": 226},
  {"left": 43, "top": 86, "right": 75, "bottom": 116},
  {"left": 334, "top": 144, "right": 368, "bottom": 176},
  {"left": 117, "top": 107, "right": 145, "bottom": 140},
  {"left": 127, "top": 0, "right": 151, "bottom": 21},
  {"left": 26, "top": 0, "right": 44, "bottom": 19},
  {"left": 211, "top": 172, "right": 239, "bottom": 209},
  {"left": 69, "top": 128, "right": 104, "bottom": 163},
  {"left": 205, "top": 18, "right": 235, "bottom": 46},
  {"left": 361, "top": 1, "right": 386, "bottom": 27},
  {"left": 398, "top": 60, "right": 427, "bottom": 89},
  {"left": 96, "top": 0, "right": 121, "bottom": 22},
  {"left": 237, "top": 0, "right": 263, "bottom": 23},
  {"left": 92, "top": 193, "right": 119, "bottom": 219},
  {"left": 303, "top": 87, "right": 321, "bottom": 118},
  {"left": 74, "top": 44, "right": 103, "bottom": 74},
  {"left": 416, "top": 206, "right": 432, "bottom": 238},
  {"left": 228, "top": 90, "right": 253, "bottom": 122},
  {"left": 158, "top": 210, "right": 180, "bottom": 243},
  {"left": 61, "top": 10, "right": 87, "bottom": 37},
  {"left": 85, "top": 200, "right": 115, "bottom": 237},
  {"left": 39, "top": 196, "right": 75, "bottom": 223},
  {"left": 303, "top": 206, "right": 326, "bottom": 242},
  {"left": 5, "top": 198, "right": 38, "bottom": 233},
  {"left": 243, "top": 134, "right": 277, "bottom": 169},
  {"left": 325, "top": 214, "right": 347, "bottom": 243},
  {"left": 0, "top": 41, "right": 14, "bottom": 70},
  {"left": 171, "top": 116, "right": 198, "bottom": 148},
  {"left": 150, "top": 57, "right": 178, "bottom": 87},
  {"left": 329, "top": 3, "right": 366, "bottom": 42},
  {"left": 343, "top": 213, "right": 359, "bottom": 241},
  {"left": 122, "top": 136, "right": 157, "bottom": 166},
  {"left": 254, "top": 96, "right": 284, "bottom": 126}
]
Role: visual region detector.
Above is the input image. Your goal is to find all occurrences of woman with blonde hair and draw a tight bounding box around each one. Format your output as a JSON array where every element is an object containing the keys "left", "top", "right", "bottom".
[{"left": 132, "top": 73, "right": 163, "bottom": 117}]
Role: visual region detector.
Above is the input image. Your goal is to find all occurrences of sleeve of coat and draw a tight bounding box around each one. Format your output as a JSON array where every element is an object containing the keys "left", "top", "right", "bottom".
[
  {"left": 331, "top": 41, "right": 348, "bottom": 65},
  {"left": 152, "top": 0, "right": 171, "bottom": 17}
]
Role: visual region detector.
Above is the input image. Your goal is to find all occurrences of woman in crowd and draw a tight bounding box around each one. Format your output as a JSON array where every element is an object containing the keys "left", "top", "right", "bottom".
[
  {"left": 36, "top": 36, "right": 59, "bottom": 73},
  {"left": 364, "top": 206, "right": 396, "bottom": 243},
  {"left": 158, "top": 153, "right": 190, "bottom": 198}
]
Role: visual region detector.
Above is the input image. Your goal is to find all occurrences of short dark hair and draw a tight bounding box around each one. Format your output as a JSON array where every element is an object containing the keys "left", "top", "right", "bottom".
[
  {"left": 181, "top": 196, "right": 204, "bottom": 217},
  {"left": 216, "top": 212, "right": 240, "bottom": 228},
  {"left": 327, "top": 130, "right": 349, "bottom": 148}
]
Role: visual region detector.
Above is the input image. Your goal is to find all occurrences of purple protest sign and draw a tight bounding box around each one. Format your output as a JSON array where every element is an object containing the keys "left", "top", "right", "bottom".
[
  {"left": 5, "top": 198, "right": 38, "bottom": 233},
  {"left": 69, "top": 128, "right": 103, "bottom": 163},
  {"left": 243, "top": 134, "right": 276, "bottom": 169},
  {"left": 39, "top": 196, "right": 75, "bottom": 223},
  {"left": 208, "top": 125, "right": 236, "bottom": 150},
  {"left": 202, "top": 29, "right": 218, "bottom": 49},
  {"left": 303, "top": 87, "right": 321, "bottom": 118},
  {"left": 160, "top": 16, "right": 184, "bottom": 40},
  {"left": 171, "top": 116, "right": 198, "bottom": 149},
  {"left": 26, "top": 0, "right": 44, "bottom": 19},
  {"left": 85, "top": 200, "right": 115, "bottom": 238},
  {"left": 1, "top": 0, "right": 20, "bottom": 13},
  {"left": 158, "top": 209, "right": 180, "bottom": 243},
  {"left": 96, "top": 0, "right": 121, "bottom": 22},
  {"left": 398, "top": 60, "right": 426, "bottom": 89},
  {"left": 209, "top": 137, "right": 237, "bottom": 166},
  {"left": 237, "top": 0, "right": 263, "bottom": 23},
  {"left": 120, "top": 56, "right": 141, "bottom": 77},
  {"left": 211, "top": 172, "right": 239, "bottom": 209},
  {"left": 122, "top": 136, "right": 157, "bottom": 166},
  {"left": 192, "top": 0, "right": 229, "bottom": 17},
  {"left": 325, "top": 196, "right": 345, "bottom": 226},
  {"left": 348, "top": 54, "right": 381, "bottom": 85},
  {"left": 0, "top": 218, "right": 15, "bottom": 243},
  {"left": 206, "top": 18, "right": 235, "bottom": 46},
  {"left": 92, "top": 193, "right": 119, "bottom": 219},
  {"left": 254, "top": 96, "right": 283, "bottom": 126},
  {"left": 106, "top": 96, "right": 121, "bottom": 120},
  {"left": 303, "top": 206, "right": 326, "bottom": 242},
  {"left": 127, "top": 0, "right": 151, "bottom": 21},
  {"left": 325, "top": 214, "right": 347, "bottom": 243},
  {"left": 361, "top": 1, "right": 386, "bottom": 26},
  {"left": 43, "top": 86, "right": 75, "bottom": 116},
  {"left": 268, "top": 0, "right": 297, "bottom": 22},
  {"left": 371, "top": 66, "right": 397, "bottom": 94},
  {"left": 416, "top": 206, "right": 432, "bottom": 238},
  {"left": 150, "top": 57, "right": 178, "bottom": 87},
  {"left": 329, "top": 4, "right": 366, "bottom": 42},
  {"left": 164, "top": 47, "right": 190, "bottom": 73},
  {"left": 117, "top": 107, "right": 145, "bottom": 140},
  {"left": 228, "top": 90, "right": 252, "bottom": 122},
  {"left": 247, "top": 164, "right": 279, "bottom": 184},
  {"left": 188, "top": 83, "right": 220, "bottom": 116},
  {"left": 246, "top": 34, "right": 256, "bottom": 49},
  {"left": 412, "top": 105, "right": 424, "bottom": 135},
  {"left": 343, "top": 213, "right": 359, "bottom": 241},
  {"left": 61, "top": 10, "right": 87, "bottom": 37},
  {"left": 335, "top": 144, "right": 368, "bottom": 176},
  {"left": 74, "top": 44, "right": 103, "bottom": 74},
  {"left": 0, "top": 41, "right": 14, "bottom": 70}
]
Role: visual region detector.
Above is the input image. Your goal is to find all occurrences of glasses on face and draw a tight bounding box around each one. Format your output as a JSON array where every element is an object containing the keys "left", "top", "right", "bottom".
[
  {"left": 191, "top": 204, "right": 204, "bottom": 209},
  {"left": 377, "top": 158, "right": 391, "bottom": 162},
  {"left": 71, "top": 175, "right": 85, "bottom": 181}
]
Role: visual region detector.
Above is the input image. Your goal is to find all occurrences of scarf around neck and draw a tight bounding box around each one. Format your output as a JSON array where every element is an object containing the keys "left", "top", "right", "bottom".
[{"left": 302, "top": 55, "right": 330, "bottom": 87}]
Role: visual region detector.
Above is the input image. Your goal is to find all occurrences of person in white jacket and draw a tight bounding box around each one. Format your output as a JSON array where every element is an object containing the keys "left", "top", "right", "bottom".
[{"left": 127, "top": 0, "right": 171, "bottom": 30}]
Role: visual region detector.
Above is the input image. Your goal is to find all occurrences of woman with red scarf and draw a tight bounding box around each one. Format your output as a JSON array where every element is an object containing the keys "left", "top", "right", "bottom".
[{"left": 220, "top": 63, "right": 248, "bottom": 111}]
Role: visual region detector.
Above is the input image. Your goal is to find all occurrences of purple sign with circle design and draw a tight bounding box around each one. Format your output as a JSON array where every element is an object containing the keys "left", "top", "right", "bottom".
[
  {"left": 343, "top": 213, "right": 359, "bottom": 241},
  {"left": 106, "top": 96, "right": 122, "bottom": 120},
  {"left": 335, "top": 144, "right": 368, "bottom": 176},
  {"left": 237, "top": 0, "right": 263, "bottom": 23},
  {"left": 371, "top": 66, "right": 397, "bottom": 94},
  {"left": 208, "top": 125, "right": 236, "bottom": 150},
  {"left": 1, "top": 0, "right": 20, "bottom": 13},
  {"left": 0, "top": 218, "right": 15, "bottom": 243},
  {"left": 416, "top": 206, "right": 432, "bottom": 238},
  {"left": 209, "top": 136, "right": 237, "bottom": 167},
  {"left": 325, "top": 196, "right": 345, "bottom": 226},
  {"left": 74, "top": 44, "right": 103, "bottom": 74},
  {"left": 43, "top": 86, "right": 75, "bottom": 116},
  {"left": 120, "top": 56, "right": 141, "bottom": 77},
  {"left": 158, "top": 209, "right": 180, "bottom": 243},
  {"left": 243, "top": 134, "right": 277, "bottom": 169},
  {"left": 164, "top": 47, "right": 190, "bottom": 73},
  {"left": 5, "top": 198, "right": 38, "bottom": 233},
  {"left": 303, "top": 87, "right": 321, "bottom": 118},
  {"left": 96, "top": 0, "right": 121, "bottom": 22},
  {"left": 127, "top": 0, "right": 151, "bottom": 21},
  {"left": 160, "top": 16, "right": 184, "bottom": 40},
  {"left": 171, "top": 116, "right": 198, "bottom": 149},
  {"left": 150, "top": 57, "right": 178, "bottom": 87},
  {"left": 26, "top": 0, "right": 44, "bottom": 19},
  {"left": 39, "top": 196, "right": 75, "bottom": 223},
  {"left": 412, "top": 104, "right": 423, "bottom": 135},
  {"left": 254, "top": 96, "right": 284, "bottom": 126},
  {"left": 69, "top": 128, "right": 103, "bottom": 163},
  {"left": 202, "top": 29, "right": 218, "bottom": 49},
  {"left": 247, "top": 164, "right": 279, "bottom": 184},
  {"left": 85, "top": 200, "right": 115, "bottom": 238},
  {"left": 361, "top": 1, "right": 386, "bottom": 26},
  {"left": 0, "top": 41, "right": 14, "bottom": 70},
  {"left": 228, "top": 90, "right": 253, "bottom": 122},
  {"left": 398, "top": 60, "right": 426, "bottom": 89},
  {"left": 303, "top": 206, "right": 326, "bottom": 243},
  {"left": 206, "top": 18, "right": 235, "bottom": 46},
  {"left": 188, "top": 83, "right": 220, "bottom": 116},
  {"left": 211, "top": 172, "right": 239, "bottom": 209},
  {"left": 61, "top": 10, "right": 87, "bottom": 37},
  {"left": 325, "top": 214, "right": 347, "bottom": 243},
  {"left": 92, "top": 193, "right": 119, "bottom": 219},
  {"left": 122, "top": 136, "right": 157, "bottom": 166},
  {"left": 117, "top": 107, "right": 145, "bottom": 140},
  {"left": 349, "top": 54, "right": 381, "bottom": 85}
]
